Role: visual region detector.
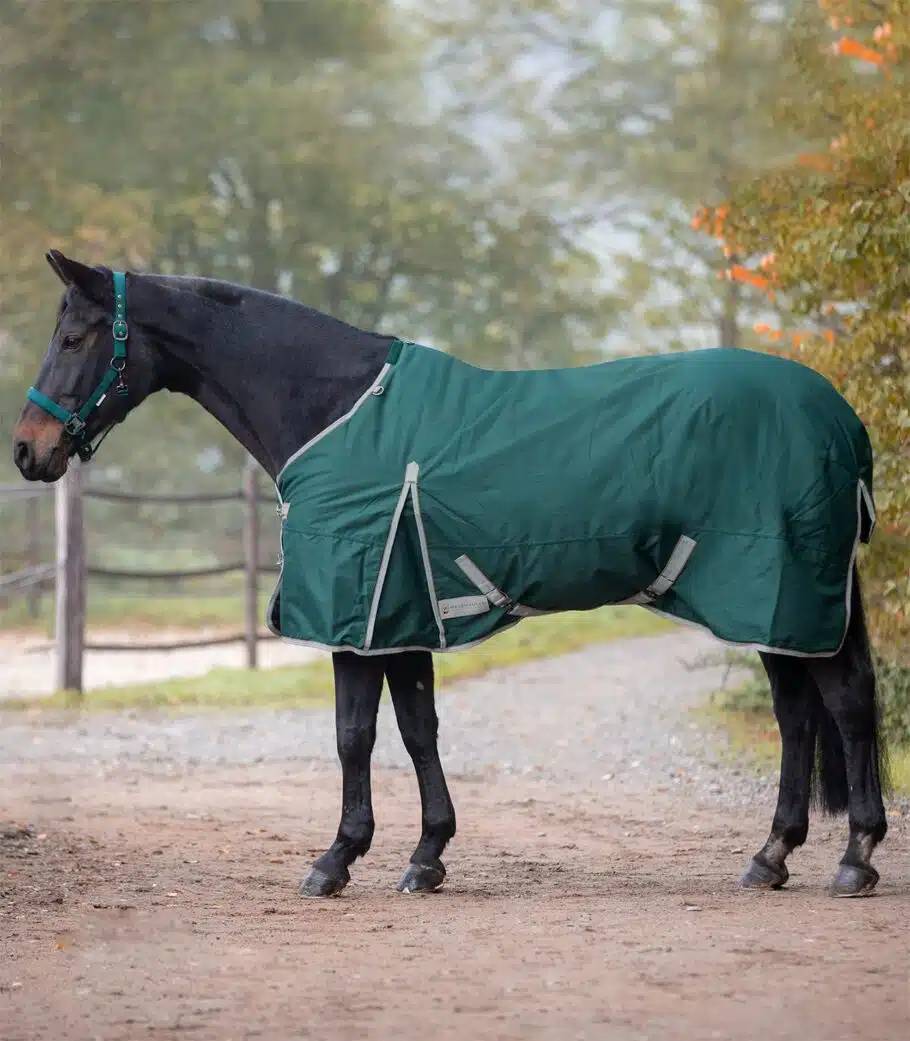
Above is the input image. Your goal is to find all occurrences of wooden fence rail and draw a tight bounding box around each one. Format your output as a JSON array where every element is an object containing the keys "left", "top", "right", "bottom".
[
  {"left": 0, "top": 483, "right": 53, "bottom": 618},
  {"left": 2, "top": 461, "right": 279, "bottom": 694}
]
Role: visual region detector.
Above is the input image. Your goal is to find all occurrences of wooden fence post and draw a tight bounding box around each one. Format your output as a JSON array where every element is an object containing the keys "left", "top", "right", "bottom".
[
  {"left": 55, "top": 461, "right": 86, "bottom": 694},
  {"left": 242, "top": 459, "right": 260, "bottom": 669}
]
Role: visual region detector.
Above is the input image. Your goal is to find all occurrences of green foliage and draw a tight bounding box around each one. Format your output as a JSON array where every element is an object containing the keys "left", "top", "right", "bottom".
[
  {"left": 432, "top": 0, "right": 796, "bottom": 351},
  {"left": 711, "top": 648, "right": 910, "bottom": 750},
  {"left": 0, "top": 0, "right": 617, "bottom": 492},
  {"left": 703, "top": 0, "right": 910, "bottom": 656},
  {"left": 551, "top": 0, "right": 794, "bottom": 349},
  {"left": 878, "top": 656, "right": 910, "bottom": 749}
]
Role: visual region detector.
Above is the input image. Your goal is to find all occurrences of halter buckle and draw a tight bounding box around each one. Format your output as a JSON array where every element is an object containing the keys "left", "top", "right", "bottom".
[
  {"left": 112, "top": 319, "right": 128, "bottom": 341},
  {"left": 64, "top": 415, "right": 86, "bottom": 436}
]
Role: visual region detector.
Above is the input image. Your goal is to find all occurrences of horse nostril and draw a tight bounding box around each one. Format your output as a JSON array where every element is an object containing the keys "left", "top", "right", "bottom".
[{"left": 13, "top": 439, "right": 34, "bottom": 474}]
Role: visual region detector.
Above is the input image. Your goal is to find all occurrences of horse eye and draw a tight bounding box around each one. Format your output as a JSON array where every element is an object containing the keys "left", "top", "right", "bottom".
[{"left": 61, "top": 334, "right": 81, "bottom": 351}]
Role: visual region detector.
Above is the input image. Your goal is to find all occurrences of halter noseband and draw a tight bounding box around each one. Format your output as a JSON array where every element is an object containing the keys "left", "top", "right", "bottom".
[{"left": 27, "top": 270, "right": 130, "bottom": 462}]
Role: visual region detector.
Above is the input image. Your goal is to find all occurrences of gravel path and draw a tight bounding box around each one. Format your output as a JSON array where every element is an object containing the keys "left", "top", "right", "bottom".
[{"left": 1, "top": 629, "right": 769, "bottom": 806}]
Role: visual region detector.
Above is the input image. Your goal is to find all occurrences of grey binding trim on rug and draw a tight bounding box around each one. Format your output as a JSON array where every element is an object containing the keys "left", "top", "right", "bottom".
[
  {"left": 859, "top": 478, "right": 876, "bottom": 539},
  {"left": 276, "top": 362, "right": 392, "bottom": 482},
  {"left": 408, "top": 464, "right": 448, "bottom": 649},
  {"left": 363, "top": 462, "right": 419, "bottom": 650}
]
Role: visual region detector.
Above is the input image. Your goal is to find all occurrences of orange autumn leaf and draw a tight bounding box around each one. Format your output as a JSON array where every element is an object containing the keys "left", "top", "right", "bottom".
[
  {"left": 727, "top": 264, "right": 769, "bottom": 289},
  {"left": 797, "top": 153, "right": 833, "bottom": 172},
  {"left": 836, "top": 37, "right": 884, "bottom": 66}
]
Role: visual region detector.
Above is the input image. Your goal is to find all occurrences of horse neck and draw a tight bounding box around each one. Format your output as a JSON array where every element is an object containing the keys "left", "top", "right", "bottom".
[{"left": 133, "top": 274, "right": 395, "bottom": 480}]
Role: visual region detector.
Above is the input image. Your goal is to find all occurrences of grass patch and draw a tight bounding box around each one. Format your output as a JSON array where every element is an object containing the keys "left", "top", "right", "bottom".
[
  {"left": 0, "top": 586, "right": 270, "bottom": 635},
  {"left": 701, "top": 659, "right": 910, "bottom": 797},
  {"left": 2, "top": 605, "right": 673, "bottom": 715},
  {"left": 696, "top": 697, "right": 781, "bottom": 775}
]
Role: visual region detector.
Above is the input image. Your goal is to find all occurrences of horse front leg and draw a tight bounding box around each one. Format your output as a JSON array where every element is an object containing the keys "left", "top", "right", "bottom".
[
  {"left": 385, "top": 650, "right": 456, "bottom": 893},
  {"left": 299, "top": 651, "right": 385, "bottom": 898}
]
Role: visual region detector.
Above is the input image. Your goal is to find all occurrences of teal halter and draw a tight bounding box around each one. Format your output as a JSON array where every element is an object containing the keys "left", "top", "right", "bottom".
[{"left": 27, "top": 270, "right": 129, "bottom": 462}]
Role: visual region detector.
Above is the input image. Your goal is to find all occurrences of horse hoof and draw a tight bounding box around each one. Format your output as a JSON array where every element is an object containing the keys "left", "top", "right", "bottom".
[
  {"left": 829, "top": 863, "right": 879, "bottom": 898},
  {"left": 396, "top": 859, "right": 446, "bottom": 894},
  {"left": 739, "top": 855, "right": 789, "bottom": 890},
  {"left": 299, "top": 866, "right": 349, "bottom": 898}
]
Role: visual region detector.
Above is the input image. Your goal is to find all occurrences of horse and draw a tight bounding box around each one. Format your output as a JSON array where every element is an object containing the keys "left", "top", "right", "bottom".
[{"left": 12, "top": 250, "right": 889, "bottom": 899}]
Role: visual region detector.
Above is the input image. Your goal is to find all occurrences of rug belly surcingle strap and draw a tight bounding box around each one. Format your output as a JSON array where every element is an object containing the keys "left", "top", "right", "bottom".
[
  {"left": 439, "top": 535, "right": 697, "bottom": 620},
  {"left": 616, "top": 535, "right": 697, "bottom": 606}
]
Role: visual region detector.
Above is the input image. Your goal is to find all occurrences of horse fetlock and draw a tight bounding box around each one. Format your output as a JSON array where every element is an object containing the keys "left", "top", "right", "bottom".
[{"left": 339, "top": 819, "right": 375, "bottom": 859}]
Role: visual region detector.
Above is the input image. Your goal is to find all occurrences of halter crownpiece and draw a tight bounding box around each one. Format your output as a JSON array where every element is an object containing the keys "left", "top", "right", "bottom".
[{"left": 27, "top": 270, "right": 129, "bottom": 462}]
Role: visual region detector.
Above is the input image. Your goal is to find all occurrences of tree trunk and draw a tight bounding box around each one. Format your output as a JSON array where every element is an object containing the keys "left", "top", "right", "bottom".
[{"left": 718, "top": 264, "right": 741, "bottom": 348}]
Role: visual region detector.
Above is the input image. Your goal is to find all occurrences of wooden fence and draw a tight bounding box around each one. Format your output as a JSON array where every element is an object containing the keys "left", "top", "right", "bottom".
[
  {"left": 0, "top": 482, "right": 55, "bottom": 617},
  {"left": 1, "top": 460, "right": 279, "bottom": 694}
]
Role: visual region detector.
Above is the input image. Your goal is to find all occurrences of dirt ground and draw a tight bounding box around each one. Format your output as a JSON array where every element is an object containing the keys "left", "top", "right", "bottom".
[{"left": 2, "top": 759, "right": 908, "bottom": 1041}]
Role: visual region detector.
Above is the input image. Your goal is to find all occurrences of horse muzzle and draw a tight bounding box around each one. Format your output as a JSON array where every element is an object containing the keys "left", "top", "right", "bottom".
[{"left": 12, "top": 413, "right": 69, "bottom": 482}]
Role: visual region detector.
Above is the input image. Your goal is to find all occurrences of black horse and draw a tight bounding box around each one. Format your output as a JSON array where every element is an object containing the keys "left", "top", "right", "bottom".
[{"left": 12, "top": 252, "right": 889, "bottom": 899}]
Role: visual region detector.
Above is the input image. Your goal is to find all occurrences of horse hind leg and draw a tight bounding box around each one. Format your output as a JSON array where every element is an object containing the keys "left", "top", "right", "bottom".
[
  {"left": 806, "top": 579, "right": 889, "bottom": 897},
  {"left": 740, "top": 653, "right": 819, "bottom": 890}
]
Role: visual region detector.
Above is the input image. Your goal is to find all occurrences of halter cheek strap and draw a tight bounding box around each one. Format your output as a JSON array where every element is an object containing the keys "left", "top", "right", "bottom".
[{"left": 27, "top": 270, "right": 129, "bottom": 462}]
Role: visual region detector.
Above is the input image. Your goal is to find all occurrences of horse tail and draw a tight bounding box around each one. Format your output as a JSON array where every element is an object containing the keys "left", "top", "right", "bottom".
[
  {"left": 809, "top": 564, "right": 890, "bottom": 814},
  {"left": 809, "top": 685, "right": 849, "bottom": 814}
]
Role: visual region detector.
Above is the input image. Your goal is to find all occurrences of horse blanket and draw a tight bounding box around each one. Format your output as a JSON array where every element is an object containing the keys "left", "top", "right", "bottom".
[{"left": 267, "top": 340, "right": 875, "bottom": 657}]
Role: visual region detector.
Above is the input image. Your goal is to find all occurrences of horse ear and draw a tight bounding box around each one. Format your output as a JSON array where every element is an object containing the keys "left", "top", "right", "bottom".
[
  {"left": 45, "top": 250, "right": 110, "bottom": 303},
  {"left": 46, "top": 250, "right": 69, "bottom": 285}
]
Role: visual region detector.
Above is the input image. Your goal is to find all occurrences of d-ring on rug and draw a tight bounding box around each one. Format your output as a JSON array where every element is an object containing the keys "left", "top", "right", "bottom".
[{"left": 267, "top": 340, "right": 875, "bottom": 658}]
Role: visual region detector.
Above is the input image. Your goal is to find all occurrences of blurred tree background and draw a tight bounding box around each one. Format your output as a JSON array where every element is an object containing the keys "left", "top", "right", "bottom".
[{"left": 0, "top": 0, "right": 906, "bottom": 662}]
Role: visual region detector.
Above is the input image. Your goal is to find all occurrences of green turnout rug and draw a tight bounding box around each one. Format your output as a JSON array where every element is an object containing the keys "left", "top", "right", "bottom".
[{"left": 267, "top": 341, "right": 875, "bottom": 657}]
